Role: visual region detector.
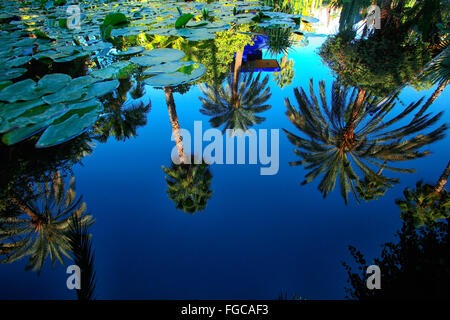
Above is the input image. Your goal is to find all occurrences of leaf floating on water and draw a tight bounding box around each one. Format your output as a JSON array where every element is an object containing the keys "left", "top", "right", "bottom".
[
  {"left": 2, "top": 120, "right": 53, "bottom": 146},
  {"left": 143, "top": 48, "right": 185, "bottom": 61},
  {"left": 111, "top": 46, "right": 145, "bottom": 56},
  {"left": 5, "top": 56, "right": 32, "bottom": 68},
  {"left": 36, "top": 108, "right": 101, "bottom": 148},
  {"left": 0, "top": 99, "right": 46, "bottom": 133},
  {"left": 0, "top": 68, "right": 27, "bottom": 81},
  {"left": 0, "top": 79, "right": 39, "bottom": 103},
  {"left": 81, "top": 79, "right": 120, "bottom": 100},
  {"left": 143, "top": 61, "right": 193, "bottom": 75},
  {"left": 36, "top": 73, "right": 72, "bottom": 95},
  {"left": 144, "top": 63, "right": 206, "bottom": 87}
]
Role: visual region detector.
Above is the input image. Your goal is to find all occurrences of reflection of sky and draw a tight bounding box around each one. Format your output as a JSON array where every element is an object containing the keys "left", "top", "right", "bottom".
[{"left": 1, "top": 35, "right": 449, "bottom": 300}]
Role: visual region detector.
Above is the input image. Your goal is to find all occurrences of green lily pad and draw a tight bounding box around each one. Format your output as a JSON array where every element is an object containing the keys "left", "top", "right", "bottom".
[
  {"left": 0, "top": 99, "right": 46, "bottom": 133},
  {"left": 90, "top": 61, "right": 135, "bottom": 80},
  {"left": 36, "top": 108, "right": 101, "bottom": 148},
  {"left": 5, "top": 56, "right": 32, "bottom": 68},
  {"left": 81, "top": 79, "right": 120, "bottom": 100},
  {"left": 0, "top": 66, "right": 27, "bottom": 81},
  {"left": 143, "top": 48, "right": 185, "bottom": 61},
  {"left": 36, "top": 73, "right": 72, "bottom": 95},
  {"left": 111, "top": 46, "right": 145, "bottom": 56},
  {"left": 2, "top": 120, "right": 53, "bottom": 146},
  {"left": 144, "top": 62, "right": 206, "bottom": 87},
  {"left": 0, "top": 79, "right": 39, "bottom": 103},
  {"left": 143, "top": 61, "right": 193, "bottom": 75}
]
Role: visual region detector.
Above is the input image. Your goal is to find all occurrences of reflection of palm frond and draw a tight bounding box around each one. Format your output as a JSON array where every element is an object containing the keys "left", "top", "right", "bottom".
[
  {"left": 0, "top": 173, "right": 94, "bottom": 274},
  {"left": 283, "top": 79, "right": 447, "bottom": 204},
  {"left": 68, "top": 213, "right": 96, "bottom": 300},
  {"left": 423, "top": 47, "right": 450, "bottom": 85},
  {"left": 262, "top": 27, "right": 297, "bottom": 57},
  {"left": 199, "top": 72, "right": 271, "bottom": 133}
]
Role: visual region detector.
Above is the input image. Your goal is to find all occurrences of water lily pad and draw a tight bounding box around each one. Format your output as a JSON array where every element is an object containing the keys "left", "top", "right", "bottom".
[
  {"left": 143, "top": 61, "right": 193, "bottom": 75},
  {"left": 36, "top": 108, "right": 101, "bottom": 148},
  {"left": 81, "top": 79, "right": 120, "bottom": 100},
  {"left": 143, "top": 48, "right": 185, "bottom": 61},
  {"left": 36, "top": 73, "right": 72, "bottom": 95},
  {"left": 90, "top": 61, "right": 134, "bottom": 80},
  {"left": 0, "top": 99, "right": 46, "bottom": 133},
  {"left": 0, "top": 68, "right": 27, "bottom": 81},
  {"left": 111, "top": 46, "right": 144, "bottom": 56},
  {"left": 130, "top": 55, "right": 172, "bottom": 67},
  {"left": 144, "top": 62, "right": 206, "bottom": 87},
  {"left": 2, "top": 120, "right": 53, "bottom": 146},
  {"left": 0, "top": 79, "right": 39, "bottom": 103},
  {"left": 5, "top": 56, "right": 32, "bottom": 68}
]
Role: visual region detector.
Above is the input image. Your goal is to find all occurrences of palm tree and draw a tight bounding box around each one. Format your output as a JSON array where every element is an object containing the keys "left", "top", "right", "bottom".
[
  {"left": 198, "top": 70, "right": 272, "bottom": 133},
  {"left": 162, "top": 156, "right": 213, "bottom": 214},
  {"left": 0, "top": 172, "right": 94, "bottom": 273},
  {"left": 396, "top": 161, "right": 450, "bottom": 226},
  {"left": 283, "top": 79, "right": 447, "bottom": 203}
]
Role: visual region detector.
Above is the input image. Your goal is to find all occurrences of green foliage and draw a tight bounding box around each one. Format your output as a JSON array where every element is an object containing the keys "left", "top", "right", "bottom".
[
  {"left": 283, "top": 79, "right": 447, "bottom": 204},
  {"left": 175, "top": 14, "right": 194, "bottom": 29},
  {"left": 396, "top": 181, "right": 450, "bottom": 226},
  {"left": 162, "top": 158, "right": 213, "bottom": 214},
  {"left": 355, "top": 175, "right": 390, "bottom": 202},
  {"left": 422, "top": 47, "right": 450, "bottom": 85},
  {"left": 318, "top": 35, "right": 432, "bottom": 96},
  {"left": 273, "top": 58, "right": 295, "bottom": 89}
]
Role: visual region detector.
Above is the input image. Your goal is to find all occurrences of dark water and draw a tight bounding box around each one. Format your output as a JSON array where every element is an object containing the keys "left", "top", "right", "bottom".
[{"left": 1, "top": 1, "right": 449, "bottom": 300}]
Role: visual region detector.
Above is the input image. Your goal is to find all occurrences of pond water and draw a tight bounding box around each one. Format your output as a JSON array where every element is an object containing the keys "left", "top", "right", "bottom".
[{"left": 0, "top": 0, "right": 449, "bottom": 300}]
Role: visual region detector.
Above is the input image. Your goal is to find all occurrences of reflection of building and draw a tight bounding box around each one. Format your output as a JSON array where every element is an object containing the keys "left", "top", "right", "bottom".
[{"left": 238, "top": 35, "right": 281, "bottom": 72}]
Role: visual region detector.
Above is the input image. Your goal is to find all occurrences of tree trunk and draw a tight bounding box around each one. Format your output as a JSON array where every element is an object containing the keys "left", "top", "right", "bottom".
[
  {"left": 342, "top": 88, "right": 366, "bottom": 144},
  {"left": 164, "top": 87, "right": 185, "bottom": 164},
  {"left": 434, "top": 161, "right": 450, "bottom": 194},
  {"left": 413, "top": 81, "right": 448, "bottom": 122},
  {"left": 233, "top": 50, "right": 244, "bottom": 108}
]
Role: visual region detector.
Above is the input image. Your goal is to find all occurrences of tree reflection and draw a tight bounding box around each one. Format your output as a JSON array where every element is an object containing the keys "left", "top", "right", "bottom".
[
  {"left": 343, "top": 216, "right": 449, "bottom": 299},
  {"left": 199, "top": 66, "right": 272, "bottom": 133},
  {"left": 93, "top": 77, "right": 151, "bottom": 142},
  {"left": 0, "top": 172, "right": 94, "bottom": 274},
  {"left": 283, "top": 79, "right": 447, "bottom": 203},
  {"left": 162, "top": 156, "right": 213, "bottom": 215},
  {"left": 396, "top": 160, "right": 450, "bottom": 226},
  {"left": 162, "top": 86, "right": 214, "bottom": 214}
]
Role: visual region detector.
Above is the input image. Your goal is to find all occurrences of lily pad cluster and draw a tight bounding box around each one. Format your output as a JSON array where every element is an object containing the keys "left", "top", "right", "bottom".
[
  {"left": 130, "top": 48, "right": 206, "bottom": 87},
  {"left": 0, "top": 74, "right": 119, "bottom": 147}
]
